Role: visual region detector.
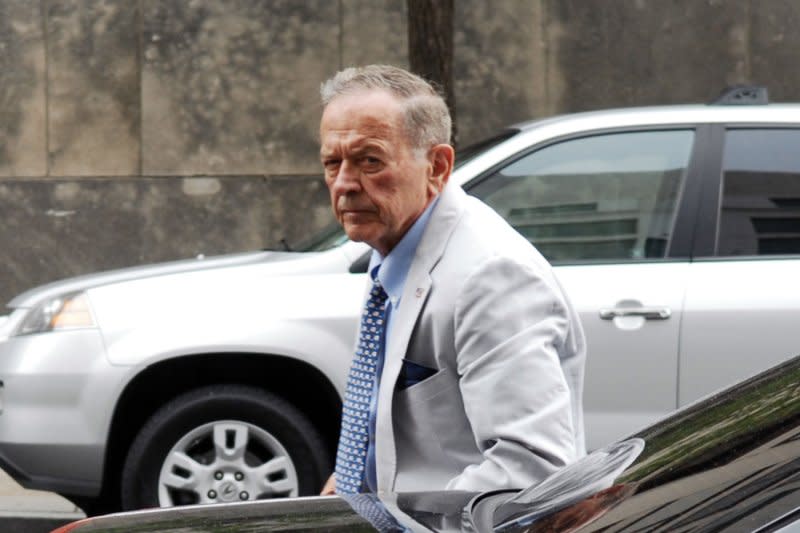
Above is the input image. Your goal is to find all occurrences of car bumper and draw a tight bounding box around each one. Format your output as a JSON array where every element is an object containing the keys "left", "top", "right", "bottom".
[{"left": 0, "top": 327, "right": 130, "bottom": 496}]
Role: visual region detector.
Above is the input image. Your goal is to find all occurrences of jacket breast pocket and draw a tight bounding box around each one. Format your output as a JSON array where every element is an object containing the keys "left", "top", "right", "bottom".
[
  {"left": 393, "top": 366, "right": 462, "bottom": 490},
  {"left": 396, "top": 358, "right": 438, "bottom": 392},
  {"left": 395, "top": 365, "right": 454, "bottom": 404}
]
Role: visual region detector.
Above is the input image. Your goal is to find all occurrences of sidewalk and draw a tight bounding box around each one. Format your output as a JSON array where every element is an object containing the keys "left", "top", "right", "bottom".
[{"left": 0, "top": 469, "right": 84, "bottom": 532}]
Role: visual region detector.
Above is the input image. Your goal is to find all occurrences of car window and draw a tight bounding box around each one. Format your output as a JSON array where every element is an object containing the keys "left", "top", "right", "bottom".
[
  {"left": 717, "top": 129, "right": 800, "bottom": 257},
  {"left": 292, "top": 222, "right": 350, "bottom": 252},
  {"left": 468, "top": 130, "right": 694, "bottom": 263},
  {"left": 770, "top": 516, "right": 800, "bottom": 533}
]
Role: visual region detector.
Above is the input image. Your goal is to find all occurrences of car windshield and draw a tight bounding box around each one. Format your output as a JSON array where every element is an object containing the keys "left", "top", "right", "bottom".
[
  {"left": 286, "top": 129, "right": 521, "bottom": 253},
  {"left": 290, "top": 221, "right": 352, "bottom": 252}
]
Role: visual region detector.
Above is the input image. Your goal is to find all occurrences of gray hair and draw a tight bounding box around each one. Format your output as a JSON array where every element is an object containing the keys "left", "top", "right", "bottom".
[{"left": 320, "top": 64, "right": 452, "bottom": 150}]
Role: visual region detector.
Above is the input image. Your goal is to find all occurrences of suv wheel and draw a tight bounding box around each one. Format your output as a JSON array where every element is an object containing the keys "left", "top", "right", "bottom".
[{"left": 120, "top": 384, "right": 329, "bottom": 510}]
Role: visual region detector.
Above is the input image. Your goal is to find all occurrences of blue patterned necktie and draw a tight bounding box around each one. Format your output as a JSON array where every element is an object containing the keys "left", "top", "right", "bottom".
[{"left": 335, "top": 279, "right": 389, "bottom": 494}]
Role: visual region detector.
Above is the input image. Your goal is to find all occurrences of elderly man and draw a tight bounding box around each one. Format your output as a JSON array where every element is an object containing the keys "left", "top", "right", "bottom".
[{"left": 319, "top": 65, "right": 585, "bottom": 496}]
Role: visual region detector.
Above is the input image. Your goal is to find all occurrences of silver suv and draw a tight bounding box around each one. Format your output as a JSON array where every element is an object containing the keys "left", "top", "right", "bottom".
[{"left": 1, "top": 90, "right": 799, "bottom": 513}]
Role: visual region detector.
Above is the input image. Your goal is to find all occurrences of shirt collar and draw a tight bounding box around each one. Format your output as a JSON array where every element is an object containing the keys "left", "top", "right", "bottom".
[{"left": 369, "top": 196, "right": 439, "bottom": 308}]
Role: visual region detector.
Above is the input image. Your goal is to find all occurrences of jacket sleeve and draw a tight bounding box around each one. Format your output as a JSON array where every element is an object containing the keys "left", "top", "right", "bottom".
[{"left": 446, "top": 254, "right": 578, "bottom": 491}]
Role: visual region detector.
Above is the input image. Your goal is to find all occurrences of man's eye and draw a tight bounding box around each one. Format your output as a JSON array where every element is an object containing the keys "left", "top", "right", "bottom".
[{"left": 323, "top": 159, "right": 340, "bottom": 169}]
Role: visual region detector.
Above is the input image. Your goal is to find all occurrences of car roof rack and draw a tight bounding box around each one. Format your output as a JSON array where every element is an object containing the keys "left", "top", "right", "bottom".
[{"left": 710, "top": 85, "right": 769, "bottom": 105}]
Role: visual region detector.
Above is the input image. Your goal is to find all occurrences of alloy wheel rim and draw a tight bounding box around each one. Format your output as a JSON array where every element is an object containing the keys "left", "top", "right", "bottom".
[{"left": 157, "top": 420, "right": 299, "bottom": 506}]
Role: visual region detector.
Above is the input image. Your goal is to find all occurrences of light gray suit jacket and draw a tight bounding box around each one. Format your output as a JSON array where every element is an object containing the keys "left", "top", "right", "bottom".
[{"left": 372, "top": 182, "right": 586, "bottom": 494}]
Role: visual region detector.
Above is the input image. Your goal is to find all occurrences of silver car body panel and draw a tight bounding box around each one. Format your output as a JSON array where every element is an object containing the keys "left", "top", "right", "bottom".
[
  {"left": 0, "top": 328, "right": 130, "bottom": 493},
  {"left": 680, "top": 257, "right": 800, "bottom": 402}
]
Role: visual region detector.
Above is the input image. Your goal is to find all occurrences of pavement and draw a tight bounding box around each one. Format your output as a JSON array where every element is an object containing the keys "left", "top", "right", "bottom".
[{"left": 0, "top": 470, "right": 85, "bottom": 533}]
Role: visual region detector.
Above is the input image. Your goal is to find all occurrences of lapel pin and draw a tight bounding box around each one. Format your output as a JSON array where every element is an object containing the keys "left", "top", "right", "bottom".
[{"left": 415, "top": 288, "right": 425, "bottom": 298}]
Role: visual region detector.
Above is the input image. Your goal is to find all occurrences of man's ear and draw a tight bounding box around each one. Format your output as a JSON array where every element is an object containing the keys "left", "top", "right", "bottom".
[{"left": 428, "top": 144, "right": 455, "bottom": 193}]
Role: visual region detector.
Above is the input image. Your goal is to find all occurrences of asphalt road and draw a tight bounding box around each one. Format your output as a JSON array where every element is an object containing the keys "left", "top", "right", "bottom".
[{"left": 0, "top": 469, "right": 84, "bottom": 532}]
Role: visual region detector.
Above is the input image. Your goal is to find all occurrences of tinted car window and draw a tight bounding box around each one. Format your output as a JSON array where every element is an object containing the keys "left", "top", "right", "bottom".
[
  {"left": 469, "top": 130, "right": 694, "bottom": 263},
  {"left": 717, "top": 129, "right": 800, "bottom": 257}
]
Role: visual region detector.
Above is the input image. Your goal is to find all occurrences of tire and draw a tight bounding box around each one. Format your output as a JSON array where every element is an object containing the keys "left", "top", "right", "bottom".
[{"left": 120, "top": 384, "right": 330, "bottom": 510}]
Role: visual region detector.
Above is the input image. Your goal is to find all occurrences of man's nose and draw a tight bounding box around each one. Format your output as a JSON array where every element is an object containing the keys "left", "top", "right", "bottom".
[{"left": 330, "top": 160, "right": 361, "bottom": 194}]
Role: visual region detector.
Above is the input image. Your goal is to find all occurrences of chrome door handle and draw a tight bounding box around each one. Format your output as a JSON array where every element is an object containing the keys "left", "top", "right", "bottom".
[{"left": 599, "top": 307, "right": 672, "bottom": 320}]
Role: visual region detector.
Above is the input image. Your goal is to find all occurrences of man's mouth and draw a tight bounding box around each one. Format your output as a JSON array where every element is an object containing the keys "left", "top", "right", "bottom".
[
  {"left": 339, "top": 206, "right": 377, "bottom": 216},
  {"left": 341, "top": 209, "right": 373, "bottom": 219}
]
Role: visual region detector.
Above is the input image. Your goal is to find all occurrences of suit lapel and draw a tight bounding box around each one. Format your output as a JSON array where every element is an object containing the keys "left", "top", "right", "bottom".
[{"left": 375, "top": 183, "right": 468, "bottom": 492}]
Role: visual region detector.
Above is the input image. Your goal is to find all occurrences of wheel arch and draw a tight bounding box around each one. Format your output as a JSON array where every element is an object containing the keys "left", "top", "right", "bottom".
[{"left": 100, "top": 352, "right": 342, "bottom": 508}]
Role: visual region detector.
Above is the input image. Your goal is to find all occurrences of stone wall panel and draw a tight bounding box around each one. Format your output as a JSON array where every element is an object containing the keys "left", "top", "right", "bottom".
[
  {"left": 0, "top": 0, "right": 46, "bottom": 177},
  {"left": 262, "top": 175, "right": 334, "bottom": 249},
  {"left": 141, "top": 0, "right": 337, "bottom": 176},
  {"left": 750, "top": 0, "right": 800, "bottom": 102},
  {"left": 341, "top": 0, "right": 408, "bottom": 68},
  {"left": 46, "top": 0, "right": 140, "bottom": 176},
  {"left": 454, "top": 0, "right": 544, "bottom": 146},
  {"left": 544, "top": 0, "right": 800, "bottom": 111},
  {"left": 0, "top": 175, "right": 332, "bottom": 305}
]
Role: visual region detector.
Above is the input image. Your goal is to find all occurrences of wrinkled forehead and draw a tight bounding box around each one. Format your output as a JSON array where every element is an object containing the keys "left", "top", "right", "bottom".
[{"left": 319, "top": 90, "right": 408, "bottom": 147}]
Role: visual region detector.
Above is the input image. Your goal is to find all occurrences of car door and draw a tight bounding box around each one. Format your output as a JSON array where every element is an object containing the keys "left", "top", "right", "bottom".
[
  {"left": 466, "top": 128, "right": 698, "bottom": 450},
  {"left": 680, "top": 127, "right": 800, "bottom": 405}
]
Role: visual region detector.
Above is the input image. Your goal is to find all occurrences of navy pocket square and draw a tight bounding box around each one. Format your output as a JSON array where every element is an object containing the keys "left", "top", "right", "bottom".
[{"left": 397, "top": 359, "right": 437, "bottom": 391}]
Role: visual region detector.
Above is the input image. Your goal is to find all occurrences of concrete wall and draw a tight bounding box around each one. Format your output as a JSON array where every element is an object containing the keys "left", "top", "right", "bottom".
[{"left": 2, "top": 0, "right": 800, "bottom": 304}]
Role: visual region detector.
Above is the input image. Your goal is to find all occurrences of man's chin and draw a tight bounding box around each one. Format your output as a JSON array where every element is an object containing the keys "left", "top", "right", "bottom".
[{"left": 342, "top": 225, "right": 376, "bottom": 246}]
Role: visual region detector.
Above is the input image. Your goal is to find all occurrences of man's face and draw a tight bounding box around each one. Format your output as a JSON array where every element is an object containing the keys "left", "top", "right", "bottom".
[{"left": 320, "top": 90, "right": 451, "bottom": 256}]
